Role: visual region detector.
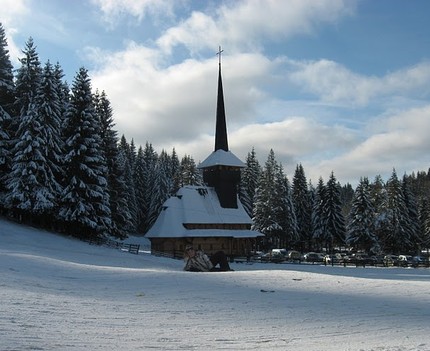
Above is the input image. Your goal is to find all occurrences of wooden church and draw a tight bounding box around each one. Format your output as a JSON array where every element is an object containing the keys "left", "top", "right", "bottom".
[{"left": 145, "top": 51, "right": 263, "bottom": 258}]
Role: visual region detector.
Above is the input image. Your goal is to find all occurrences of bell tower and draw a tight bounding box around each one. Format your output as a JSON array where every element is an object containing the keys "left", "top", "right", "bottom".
[{"left": 199, "top": 47, "right": 245, "bottom": 208}]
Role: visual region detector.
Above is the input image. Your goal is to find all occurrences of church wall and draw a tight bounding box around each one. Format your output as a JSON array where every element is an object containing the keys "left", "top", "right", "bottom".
[{"left": 150, "top": 237, "right": 255, "bottom": 259}]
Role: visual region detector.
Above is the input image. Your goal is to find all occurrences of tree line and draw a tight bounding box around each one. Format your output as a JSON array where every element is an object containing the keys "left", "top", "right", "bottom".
[
  {"left": 241, "top": 148, "right": 430, "bottom": 255},
  {"left": 1, "top": 24, "right": 430, "bottom": 254},
  {"left": 0, "top": 25, "right": 202, "bottom": 239}
]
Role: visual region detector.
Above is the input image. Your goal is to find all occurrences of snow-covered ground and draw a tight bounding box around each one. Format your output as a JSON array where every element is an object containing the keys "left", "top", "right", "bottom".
[{"left": 1, "top": 218, "right": 429, "bottom": 351}]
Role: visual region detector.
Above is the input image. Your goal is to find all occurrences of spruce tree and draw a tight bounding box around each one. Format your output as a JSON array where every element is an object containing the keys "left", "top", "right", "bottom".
[
  {"left": 346, "top": 177, "right": 378, "bottom": 253},
  {"left": 14, "top": 37, "right": 42, "bottom": 128},
  {"left": 147, "top": 150, "right": 171, "bottom": 229},
  {"left": 59, "top": 67, "right": 110, "bottom": 238},
  {"left": 252, "top": 149, "right": 281, "bottom": 249},
  {"left": 95, "top": 90, "right": 131, "bottom": 238},
  {"left": 180, "top": 155, "right": 202, "bottom": 186},
  {"left": 141, "top": 142, "right": 158, "bottom": 232},
  {"left": 292, "top": 164, "right": 312, "bottom": 252},
  {"left": 312, "top": 177, "right": 326, "bottom": 250},
  {"left": 0, "top": 23, "right": 15, "bottom": 210},
  {"left": 4, "top": 40, "right": 44, "bottom": 222},
  {"left": 323, "top": 172, "right": 346, "bottom": 251},
  {"left": 402, "top": 174, "right": 420, "bottom": 251},
  {"left": 0, "top": 23, "right": 14, "bottom": 116},
  {"left": 274, "top": 164, "right": 298, "bottom": 248},
  {"left": 240, "top": 147, "right": 261, "bottom": 218},
  {"left": 133, "top": 145, "right": 146, "bottom": 232},
  {"left": 381, "top": 169, "right": 414, "bottom": 253},
  {"left": 118, "top": 137, "right": 138, "bottom": 232}
]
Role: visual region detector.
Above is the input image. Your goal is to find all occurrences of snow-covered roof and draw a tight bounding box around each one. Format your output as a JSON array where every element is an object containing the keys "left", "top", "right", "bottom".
[
  {"left": 145, "top": 185, "right": 263, "bottom": 239},
  {"left": 198, "top": 149, "right": 245, "bottom": 169}
]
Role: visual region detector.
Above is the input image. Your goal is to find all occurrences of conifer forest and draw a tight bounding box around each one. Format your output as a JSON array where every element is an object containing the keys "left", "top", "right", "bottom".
[{"left": 1, "top": 24, "right": 430, "bottom": 256}]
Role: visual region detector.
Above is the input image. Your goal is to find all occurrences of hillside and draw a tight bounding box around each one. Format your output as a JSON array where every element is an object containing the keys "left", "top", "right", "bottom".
[{"left": 1, "top": 218, "right": 429, "bottom": 351}]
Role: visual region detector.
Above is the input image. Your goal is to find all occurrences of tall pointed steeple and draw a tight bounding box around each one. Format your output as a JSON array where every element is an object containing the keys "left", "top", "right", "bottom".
[
  {"left": 215, "top": 52, "right": 228, "bottom": 151},
  {"left": 198, "top": 46, "right": 245, "bottom": 209}
]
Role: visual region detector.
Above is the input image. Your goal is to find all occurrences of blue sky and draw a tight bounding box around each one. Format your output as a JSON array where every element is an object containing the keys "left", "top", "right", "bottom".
[{"left": 2, "top": 0, "right": 430, "bottom": 186}]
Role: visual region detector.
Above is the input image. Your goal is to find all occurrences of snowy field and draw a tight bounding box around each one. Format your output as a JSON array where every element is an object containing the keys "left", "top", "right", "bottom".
[{"left": 1, "top": 218, "right": 430, "bottom": 351}]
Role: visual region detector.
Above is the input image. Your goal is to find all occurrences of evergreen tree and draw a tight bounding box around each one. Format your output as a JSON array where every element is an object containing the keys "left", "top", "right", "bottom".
[
  {"left": 95, "top": 90, "right": 131, "bottom": 238},
  {"left": 0, "top": 23, "right": 15, "bottom": 209},
  {"left": 140, "top": 142, "right": 158, "bottom": 233},
  {"left": 402, "top": 174, "right": 420, "bottom": 251},
  {"left": 179, "top": 155, "right": 202, "bottom": 186},
  {"left": 252, "top": 149, "right": 281, "bottom": 249},
  {"left": 274, "top": 164, "right": 298, "bottom": 248},
  {"left": 323, "top": 172, "right": 346, "bottom": 251},
  {"left": 381, "top": 169, "right": 414, "bottom": 253},
  {"left": 4, "top": 41, "right": 46, "bottom": 222},
  {"left": 14, "top": 37, "right": 42, "bottom": 128},
  {"left": 240, "top": 147, "right": 261, "bottom": 218},
  {"left": 346, "top": 177, "right": 378, "bottom": 253},
  {"left": 147, "top": 150, "right": 171, "bottom": 229},
  {"left": 118, "top": 137, "right": 138, "bottom": 232},
  {"left": 59, "top": 67, "right": 110, "bottom": 238},
  {"left": 312, "top": 177, "right": 326, "bottom": 250},
  {"left": 0, "top": 23, "right": 14, "bottom": 116},
  {"left": 132, "top": 144, "right": 146, "bottom": 232},
  {"left": 418, "top": 198, "right": 430, "bottom": 251},
  {"left": 170, "top": 148, "right": 181, "bottom": 193},
  {"left": 292, "top": 164, "right": 312, "bottom": 252}
]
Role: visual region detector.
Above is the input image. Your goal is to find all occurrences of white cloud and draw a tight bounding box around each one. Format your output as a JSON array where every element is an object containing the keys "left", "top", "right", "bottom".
[
  {"left": 157, "top": 0, "right": 355, "bottom": 54},
  {"left": 0, "top": 0, "right": 29, "bottom": 63},
  {"left": 289, "top": 59, "right": 430, "bottom": 106},
  {"left": 313, "top": 105, "right": 430, "bottom": 184},
  {"left": 90, "top": 0, "right": 177, "bottom": 25}
]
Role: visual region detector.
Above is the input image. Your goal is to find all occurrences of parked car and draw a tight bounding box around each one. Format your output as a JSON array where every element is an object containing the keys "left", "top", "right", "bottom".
[
  {"left": 383, "top": 255, "right": 398, "bottom": 267},
  {"left": 397, "top": 255, "right": 413, "bottom": 267},
  {"left": 304, "top": 252, "right": 325, "bottom": 263},
  {"left": 271, "top": 249, "right": 288, "bottom": 257},
  {"left": 260, "top": 252, "right": 285, "bottom": 263},
  {"left": 287, "top": 250, "right": 302, "bottom": 262},
  {"left": 324, "top": 253, "right": 343, "bottom": 264}
]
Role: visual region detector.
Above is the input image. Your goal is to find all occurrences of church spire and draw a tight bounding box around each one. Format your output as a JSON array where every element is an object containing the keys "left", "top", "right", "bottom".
[{"left": 215, "top": 46, "right": 228, "bottom": 152}]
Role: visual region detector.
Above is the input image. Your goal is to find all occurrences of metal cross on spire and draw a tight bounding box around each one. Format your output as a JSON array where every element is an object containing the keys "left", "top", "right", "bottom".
[{"left": 216, "top": 45, "right": 224, "bottom": 66}]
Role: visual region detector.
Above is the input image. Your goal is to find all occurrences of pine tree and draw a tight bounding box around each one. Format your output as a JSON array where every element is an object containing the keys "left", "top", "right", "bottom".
[
  {"left": 170, "top": 148, "right": 181, "bottom": 194},
  {"left": 118, "top": 137, "right": 138, "bottom": 232},
  {"left": 59, "top": 67, "right": 110, "bottom": 238},
  {"left": 402, "top": 174, "right": 420, "bottom": 251},
  {"left": 312, "top": 177, "right": 326, "bottom": 250},
  {"left": 147, "top": 150, "right": 172, "bottom": 229},
  {"left": 240, "top": 147, "right": 261, "bottom": 218},
  {"left": 0, "top": 23, "right": 14, "bottom": 116},
  {"left": 381, "top": 169, "right": 414, "bottom": 253},
  {"left": 323, "top": 172, "right": 346, "bottom": 251},
  {"left": 252, "top": 149, "right": 281, "bottom": 249},
  {"left": 346, "top": 177, "right": 378, "bottom": 253},
  {"left": 140, "top": 142, "right": 158, "bottom": 233},
  {"left": 4, "top": 41, "right": 46, "bottom": 222},
  {"left": 292, "top": 164, "right": 312, "bottom": 252},
  {"left": 274, "top": 164, "right": 297, "bottom": 248},
  {"left": 95, "top": 90, "right": 131, "bottom": 238},
  {"left": 14, "top": 37, "right": 42, "bottom": 127},
  {"left": 179, "top": 155, "right": 202, "bottom": 186},
  {"left": 0, "top": 23, "right": 15, "bottom": 209},
  {"left": 418, "top": 198, "right": 430, "bottom": 251},
  {"left": 133, "top": 144, "right": 146, "bottom": 232}
]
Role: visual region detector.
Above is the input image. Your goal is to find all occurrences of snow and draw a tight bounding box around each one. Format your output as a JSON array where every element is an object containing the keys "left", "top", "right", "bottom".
[
  {"left": 1, "top": 217, "right": 430, "bottom": 351},
  {"left": 146, "top": 186, "right": 262, "bottom": 238},
  {"left": 198, "top": 149, "right": 245, "bottom": 168}
]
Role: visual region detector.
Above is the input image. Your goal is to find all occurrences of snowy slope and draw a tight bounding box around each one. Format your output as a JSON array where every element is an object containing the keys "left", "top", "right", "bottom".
[{"left": 1, "top": 217, "right": 429, "bottom": 351}]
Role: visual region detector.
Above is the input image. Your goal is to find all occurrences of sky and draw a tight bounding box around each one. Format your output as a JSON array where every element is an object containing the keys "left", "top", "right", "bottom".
[{"left": 2, "top": 0, "right": 430, "bottom": 186}]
